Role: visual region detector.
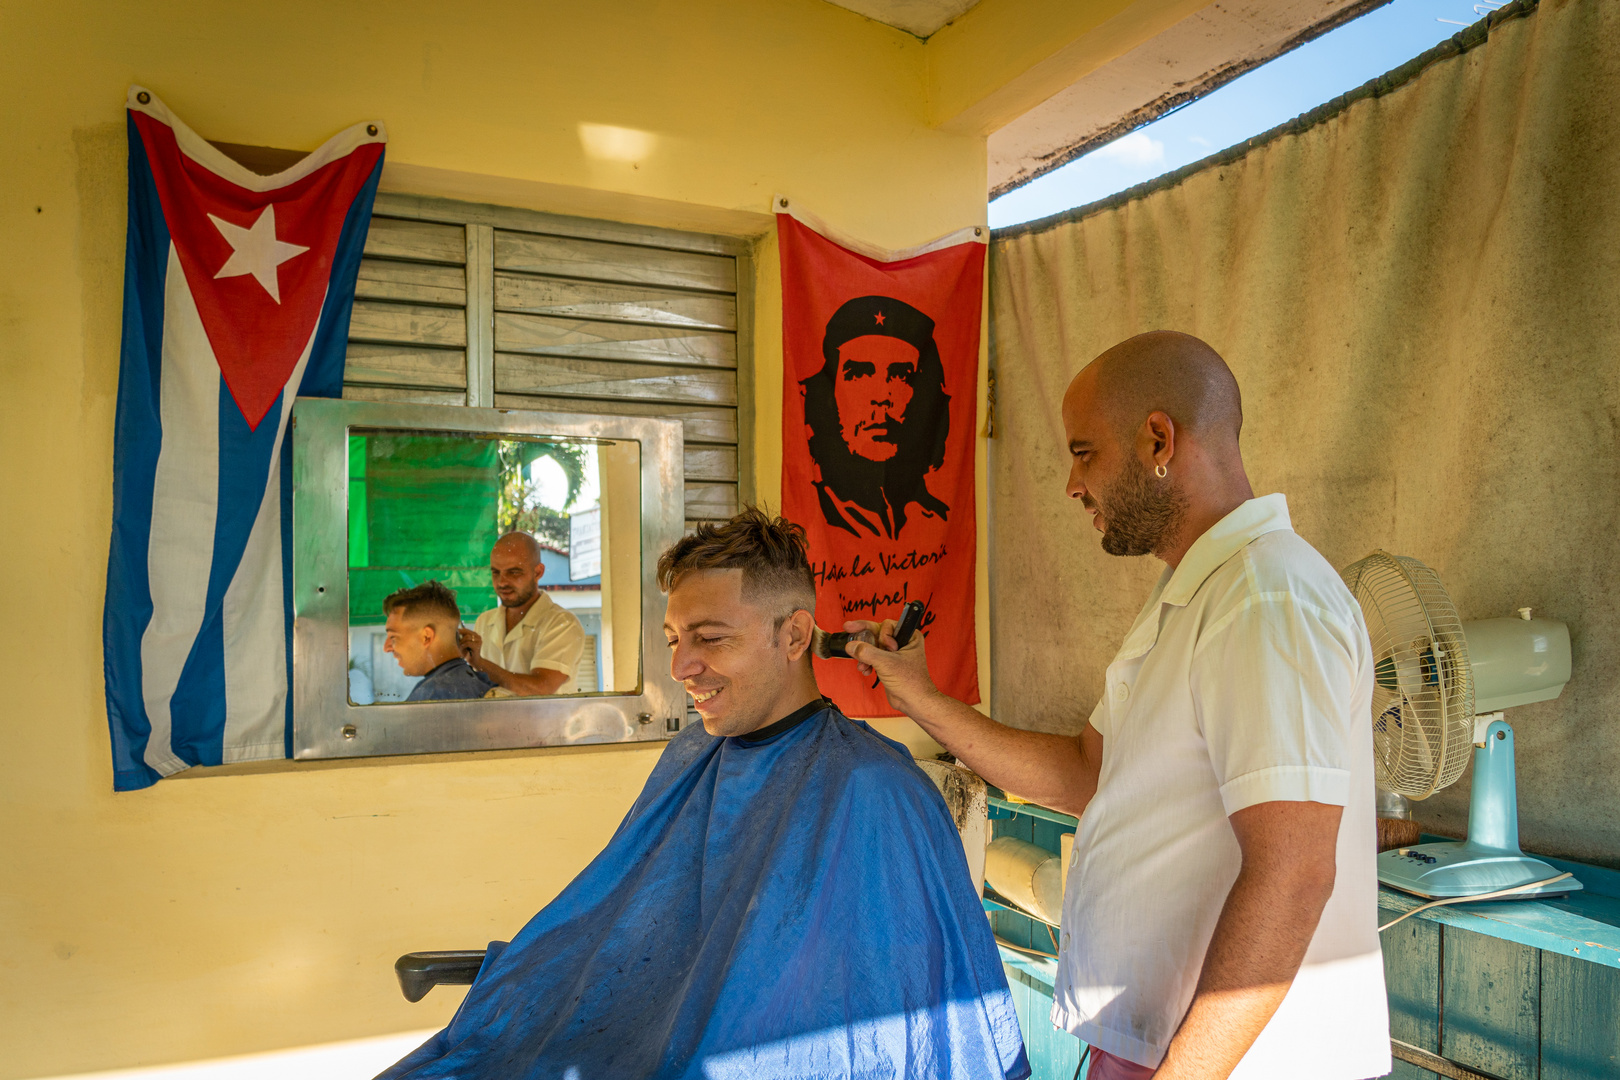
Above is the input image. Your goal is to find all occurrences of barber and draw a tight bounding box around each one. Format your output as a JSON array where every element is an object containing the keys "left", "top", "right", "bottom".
[
  {"left": 459, "top": 531, "right": 585, "bottom": 697},
  {"left": 848, "top": 332, "right": 1388, "bottom": 1080}
]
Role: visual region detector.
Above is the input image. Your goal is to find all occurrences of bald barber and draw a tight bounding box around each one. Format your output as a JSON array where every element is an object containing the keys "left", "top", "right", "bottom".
[
  {"left": 460, "top": 532, "right": 586, "bottom": 696},
  {"left": 850, "top": 332, "right": 1388, "bottom": 1080}
]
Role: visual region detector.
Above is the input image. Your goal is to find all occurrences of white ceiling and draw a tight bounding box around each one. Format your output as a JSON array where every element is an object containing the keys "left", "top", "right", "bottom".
[{"left": 824, "top": 0, "right": 982, "bottom": 38}]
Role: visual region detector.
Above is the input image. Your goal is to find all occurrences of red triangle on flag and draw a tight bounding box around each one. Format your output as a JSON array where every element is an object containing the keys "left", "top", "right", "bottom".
[{"left": 133, "top": 111, "right": 383, "bottom": 429}]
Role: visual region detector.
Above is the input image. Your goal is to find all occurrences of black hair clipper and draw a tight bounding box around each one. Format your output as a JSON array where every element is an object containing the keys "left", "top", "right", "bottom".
[{"left": 813, "top": 600, "right": 926, "bottom": 660}]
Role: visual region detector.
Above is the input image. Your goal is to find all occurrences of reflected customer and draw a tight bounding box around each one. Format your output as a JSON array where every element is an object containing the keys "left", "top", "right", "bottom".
[
  {"left": 383, "top": 582, "right": 495, "bottom": 702},
  {"left": 460, "top": 531, "right": 586, "bottom": 696}
]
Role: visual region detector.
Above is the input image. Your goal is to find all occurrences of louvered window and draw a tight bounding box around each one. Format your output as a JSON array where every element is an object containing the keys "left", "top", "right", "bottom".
[{"left": 345, "top": 193, "right": 753, "bottom": 522}]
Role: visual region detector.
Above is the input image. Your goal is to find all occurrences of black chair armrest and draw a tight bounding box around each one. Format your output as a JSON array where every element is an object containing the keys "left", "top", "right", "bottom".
[{"left": 395, "top": 950, "right": 488, "bottom": 1003}]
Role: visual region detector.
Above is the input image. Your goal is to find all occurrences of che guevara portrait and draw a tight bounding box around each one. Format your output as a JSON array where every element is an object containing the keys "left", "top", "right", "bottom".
[{"left": 800, "top": 295, "right": 951, "bottom": 540}]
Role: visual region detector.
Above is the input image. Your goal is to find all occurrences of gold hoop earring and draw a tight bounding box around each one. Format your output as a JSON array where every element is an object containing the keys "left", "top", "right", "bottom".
[{"left": 1155, "top": 463, "right": 1168, "bottom": 479}]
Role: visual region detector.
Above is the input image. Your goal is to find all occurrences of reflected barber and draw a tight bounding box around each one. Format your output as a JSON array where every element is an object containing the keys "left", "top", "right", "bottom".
[
  {"left": 459, "top": 531, "right": 586, "bottom": 697},
  {"left": 848, "top": 332, "right": 1390, "bottom": 1080}
]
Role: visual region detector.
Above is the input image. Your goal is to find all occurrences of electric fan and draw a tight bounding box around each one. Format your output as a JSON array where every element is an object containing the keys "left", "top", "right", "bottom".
[{"left": 1340, "top": 551, "right": 1578, "bottom": 900}]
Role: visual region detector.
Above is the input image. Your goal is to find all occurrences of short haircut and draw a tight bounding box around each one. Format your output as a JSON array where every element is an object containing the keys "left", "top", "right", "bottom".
[
  {"left": 383, "top": 580, "right": 461, "bottom": 625},
  {"left": 657, "top": 507, "right": 817, "bottom": 624}
]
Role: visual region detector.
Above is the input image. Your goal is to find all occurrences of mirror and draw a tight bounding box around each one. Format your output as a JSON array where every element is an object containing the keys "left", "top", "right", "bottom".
[
  {"left": 291, "top": 398, "right": 686, "bottom": 761},
  {"left": 344, "top": 430, "right": 642, "bottom": 705}
]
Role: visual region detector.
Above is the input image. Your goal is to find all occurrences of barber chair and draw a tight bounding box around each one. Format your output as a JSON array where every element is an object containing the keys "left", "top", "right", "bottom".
[{"left": 395, "top": 950, "right": 487, "bottom": 1002}]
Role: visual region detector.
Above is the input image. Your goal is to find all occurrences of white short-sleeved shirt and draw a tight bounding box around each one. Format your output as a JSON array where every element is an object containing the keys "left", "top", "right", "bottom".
[
  {"left": 1053, "top": 494, "right": 1389, "bottom": 1079},
  {"left": 474, "top": 592, "right": 586, "bottom": 695}
]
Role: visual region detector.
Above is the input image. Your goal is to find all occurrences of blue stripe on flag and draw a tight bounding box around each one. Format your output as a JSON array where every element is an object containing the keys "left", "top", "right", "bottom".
[
  {"left": 166, "top": 388, "right": 287, "bottom": 765},
  {"left": 104, "top": 116, "right": 171, "bottom": 792},
  {"left": 304, "top": 156, "right": 383, "bottom": 398}
]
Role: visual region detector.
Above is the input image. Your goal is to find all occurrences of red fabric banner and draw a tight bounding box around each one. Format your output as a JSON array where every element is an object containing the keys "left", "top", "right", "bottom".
[{"left": 777, "top": 208, "right": 986, "bottom": 716}]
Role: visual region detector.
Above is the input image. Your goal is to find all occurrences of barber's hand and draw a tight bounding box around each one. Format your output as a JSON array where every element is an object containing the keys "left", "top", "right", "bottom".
[
  {"left": 457, "top": 628, "right": 485, "bottom": 668},
  {"left": 843, "top": 618, "right": 941, "bottom": 718}
]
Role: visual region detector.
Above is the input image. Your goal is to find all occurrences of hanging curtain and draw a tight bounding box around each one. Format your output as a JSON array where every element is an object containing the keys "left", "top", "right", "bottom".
[{"left": 986, "top": 0, "right": 1619, "bottom": 859}]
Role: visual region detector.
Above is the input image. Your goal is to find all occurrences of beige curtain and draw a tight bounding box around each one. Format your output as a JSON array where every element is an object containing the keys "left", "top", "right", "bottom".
[{"left": 987, "top": 0, "right": 1620, "bottom": 864}]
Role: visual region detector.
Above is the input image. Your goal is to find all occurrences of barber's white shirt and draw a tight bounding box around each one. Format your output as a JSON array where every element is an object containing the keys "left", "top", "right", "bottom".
[
  {"left": 1053, "top": 494, "right": 1389, "bottom": 1079},
  {"left": 474, "top": 592, "right": 586, "bottom": 695}
]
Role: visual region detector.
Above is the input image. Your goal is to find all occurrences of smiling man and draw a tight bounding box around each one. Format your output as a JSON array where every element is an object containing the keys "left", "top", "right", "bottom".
[{"left": 377, "top": 508, "right": 1028, "bottom": 1080}]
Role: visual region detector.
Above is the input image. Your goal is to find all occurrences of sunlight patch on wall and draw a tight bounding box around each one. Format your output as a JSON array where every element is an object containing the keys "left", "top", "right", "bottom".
[
  {"left": 578, "top": 122, "right": 660, "bottom": 162},
  {"left": 25, "top": 1030, "right": 440, "bottom": 1080}
]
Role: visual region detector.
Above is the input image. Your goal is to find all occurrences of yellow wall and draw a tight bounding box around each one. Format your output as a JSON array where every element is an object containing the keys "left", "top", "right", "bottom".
[
  {"left": 0, "top": 1, "right": 986, "bottom": 1076},
  {"left": 598, "top": 439, "right": 643, "bottom": 693}
]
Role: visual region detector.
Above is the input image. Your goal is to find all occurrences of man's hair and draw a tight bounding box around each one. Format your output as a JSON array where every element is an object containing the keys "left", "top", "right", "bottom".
[
  {"left": 657, "top": 507, "right": 817, "bottom": 624},
  {"left": 801, "top": 295, "right": 951, "bottom": 532},
  {"left": 383, "top": 580, "right": 461, "bottom": 625}
]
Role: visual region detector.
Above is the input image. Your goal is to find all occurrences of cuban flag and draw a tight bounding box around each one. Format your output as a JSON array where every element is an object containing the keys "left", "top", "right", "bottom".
[{"left": 105, "top": 87, "right": 384, "bottom": 790}]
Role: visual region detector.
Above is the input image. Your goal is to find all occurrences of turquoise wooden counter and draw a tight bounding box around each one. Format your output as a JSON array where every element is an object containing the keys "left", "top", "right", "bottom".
[
  {"left": 985, "top": 796, "right": 1620, "bottom": 1080},
  {"left": 1378, "top": 851, "right": 1620, "bottom": 1080}
]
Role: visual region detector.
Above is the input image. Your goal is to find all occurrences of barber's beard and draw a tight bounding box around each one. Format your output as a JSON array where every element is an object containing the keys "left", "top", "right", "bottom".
[
  {"left": 1096, "top": 457, "right": 1188, "bottom": 558},
  {"left": 501, "top": 585, "right": 537, "bottom": 608}
]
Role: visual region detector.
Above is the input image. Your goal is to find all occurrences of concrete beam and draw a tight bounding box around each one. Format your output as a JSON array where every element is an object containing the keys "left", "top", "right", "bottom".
[
  {"left": 925, "top": 0, "right": 1212, "bottom": 135},
  {"left": 986, "top": 0, "right": 1386, "bottom": 196}
]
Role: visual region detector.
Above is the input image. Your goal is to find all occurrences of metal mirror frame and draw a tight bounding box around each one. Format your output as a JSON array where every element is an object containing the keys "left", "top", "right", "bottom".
[{"left": 291, "top": 397, "right": 686, "bottom": 760}]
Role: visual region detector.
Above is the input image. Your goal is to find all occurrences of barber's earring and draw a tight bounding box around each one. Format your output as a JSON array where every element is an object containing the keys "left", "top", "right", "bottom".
[{"left": 1155, "top": 463, "right": 1168, "bottom": 479}]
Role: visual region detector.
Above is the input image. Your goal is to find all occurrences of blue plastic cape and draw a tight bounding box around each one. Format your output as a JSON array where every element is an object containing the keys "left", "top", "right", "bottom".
[{"left": 378, "top": 702, "right": 1029, "bottom": 1080}]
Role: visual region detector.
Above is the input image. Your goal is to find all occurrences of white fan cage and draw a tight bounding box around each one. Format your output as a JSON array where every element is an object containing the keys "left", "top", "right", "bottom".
[{"left": 1341, "top": 550, "right": 1474, "bottom": 799}]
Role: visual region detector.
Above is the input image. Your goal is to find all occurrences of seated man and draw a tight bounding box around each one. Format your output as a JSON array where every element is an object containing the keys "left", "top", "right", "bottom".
[
  {"left": 383, "top": 582, "right": 494, "bottom": 702},
  {"left": 379, "top": 509, "right": 1028, "bottom": 1080},
  {"left": 460, "top": 531, "right": 586, "bottom": 696}
]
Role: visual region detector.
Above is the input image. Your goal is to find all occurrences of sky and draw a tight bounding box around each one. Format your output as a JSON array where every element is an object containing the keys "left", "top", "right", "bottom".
[
  {"left": 531, "top": 442, "right": 600, "bottom": 513},
  {"left": 989, "top": 0, "right": 1506, "bottom": 228}
]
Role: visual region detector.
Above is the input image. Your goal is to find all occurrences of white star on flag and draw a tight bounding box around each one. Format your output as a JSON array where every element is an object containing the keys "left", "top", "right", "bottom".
[{"left": 207, "top": 205, "right": 308, "bottom": 303}]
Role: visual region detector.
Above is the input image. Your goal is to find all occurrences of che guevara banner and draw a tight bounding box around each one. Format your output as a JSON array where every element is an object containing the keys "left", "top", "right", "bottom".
[
  {"left": 777, "top": 199, "right": 986, "bottom": 717},
  {"left": 104, "top": 88, "right": 384, "bottom": 790}
]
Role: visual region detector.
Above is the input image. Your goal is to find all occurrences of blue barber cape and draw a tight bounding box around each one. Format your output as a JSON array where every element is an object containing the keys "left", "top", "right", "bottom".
[{"left": 379, "top": 700, "right": 1029, "bottom": 1080}]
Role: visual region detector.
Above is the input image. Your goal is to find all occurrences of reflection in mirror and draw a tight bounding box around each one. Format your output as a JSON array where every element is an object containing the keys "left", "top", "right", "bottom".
[{"left": 344, "top": 429, "right": 641, "bottom": 705}]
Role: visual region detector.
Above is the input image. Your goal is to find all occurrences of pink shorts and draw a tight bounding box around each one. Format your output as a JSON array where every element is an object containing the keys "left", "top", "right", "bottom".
[{"left": 1086, "top": 1047, "right": 1157, "bottom": 1080}]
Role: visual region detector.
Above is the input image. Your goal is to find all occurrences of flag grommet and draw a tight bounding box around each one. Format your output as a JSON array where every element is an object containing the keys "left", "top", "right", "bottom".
[
  {"left": 137, "top": 90, "right": 150, "bottom": 104},
  {"left": 367, "top": 124, "right": 378, "bottom": 136}
]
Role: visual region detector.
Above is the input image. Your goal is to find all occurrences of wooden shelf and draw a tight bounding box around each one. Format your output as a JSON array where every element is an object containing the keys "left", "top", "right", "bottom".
[{"left": 1379, "top": 852, "right": 1620, "bottom": 971}]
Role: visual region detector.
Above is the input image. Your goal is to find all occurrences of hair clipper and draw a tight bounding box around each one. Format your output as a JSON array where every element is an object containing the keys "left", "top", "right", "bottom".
[{"left": 812, "top": 600, "right": 925, "bottom": 660}]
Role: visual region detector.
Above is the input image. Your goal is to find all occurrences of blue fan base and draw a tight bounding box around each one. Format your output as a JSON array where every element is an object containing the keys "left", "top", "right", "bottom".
[
  {"left": 1378, "top": 842, "right": 1578, "bottom": 899},
  {"left": 1376, "top": 717, "right": 1583, "bottom": 901}
]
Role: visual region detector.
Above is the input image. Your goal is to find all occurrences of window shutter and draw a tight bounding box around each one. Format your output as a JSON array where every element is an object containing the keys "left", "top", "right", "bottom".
[{"left": 346, "top": 194, "right": 752, "bottom": 522}]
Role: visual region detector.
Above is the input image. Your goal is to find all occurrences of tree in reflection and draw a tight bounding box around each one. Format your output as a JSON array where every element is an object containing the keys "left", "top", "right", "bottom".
[{"left": 497, "top": 440, "right": 587, "bottom": 550}]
